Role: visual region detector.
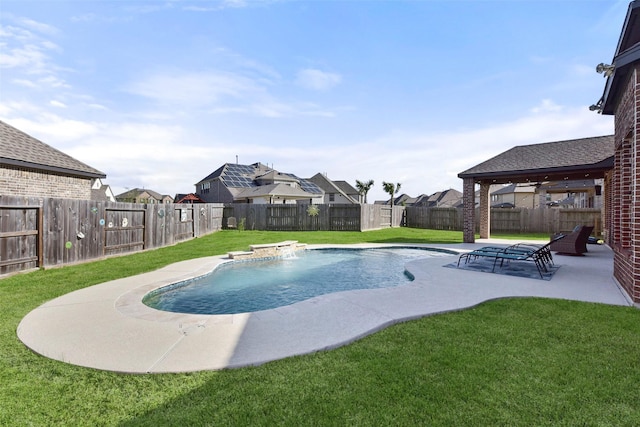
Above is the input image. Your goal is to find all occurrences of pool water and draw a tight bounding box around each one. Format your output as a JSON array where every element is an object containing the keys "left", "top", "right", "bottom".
[{"left": 143, "top": 247, "right": 450, "bottom": 315}]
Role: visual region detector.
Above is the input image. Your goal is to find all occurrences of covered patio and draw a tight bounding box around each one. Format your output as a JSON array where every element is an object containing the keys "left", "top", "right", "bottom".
[{"left": 458, "top": 135, "right": 614, "bottom": 242}]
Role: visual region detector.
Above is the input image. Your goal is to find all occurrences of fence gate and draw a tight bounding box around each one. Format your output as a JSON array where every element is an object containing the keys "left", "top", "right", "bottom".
[
  {"left": 267, "top": 206, "right": 299, "bottom": 231},
  {"left": 103, "top": 208, "right": 146, "bottom": 256},
  {"left": 174, "top": 206, "right": 195, "bottom": 241},
  {"left": 0, "top": 205, "right": 42, "bottom": 274},
  {"left": 380, "top": 207, "right": 392, "bottom": 228}
]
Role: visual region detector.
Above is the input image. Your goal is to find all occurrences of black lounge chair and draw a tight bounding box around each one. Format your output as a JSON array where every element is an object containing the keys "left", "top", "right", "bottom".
[{"left": 457, "top": 236, "right": 564, "bottom": 279}]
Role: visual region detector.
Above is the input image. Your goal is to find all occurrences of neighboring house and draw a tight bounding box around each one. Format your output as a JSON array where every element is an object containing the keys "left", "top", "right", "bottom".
[
  {"left": 116, "top": 188, "right": 173, "bottom": 204},
  {"left": 490, "top": 184, "right": 537, "bottom": 208},
  {"left": 308, "top": 173, "right": 359, "bottom": 204},
  {"left": 91, "top": 178, "right": 116, "bottom": 202},
  {"left": 174, "top": 193, "right": 205, "bottom": 204},
  {"left": 376, "top": 189, "right": 464, "bottom": 208},
  {"left": 538, "top": 179, "right": 602, "bottom": 209},
  {"left": 376, "top": 193, "right": 417, "bottom": 206},
  {"left": 489, "top": 180, "right": 601, "bottom": 209},
  {"left": 414, "top": 189, "right": 463, "bottom": 208},
  {"left": 474, "top": 184, "right": 505, "bottom": 207},
  {"left": 195, "top": 162, "right": 324, "bottom": 204},
  {"left": 0, "top": 119, "right": 106, "bottom": 200}
]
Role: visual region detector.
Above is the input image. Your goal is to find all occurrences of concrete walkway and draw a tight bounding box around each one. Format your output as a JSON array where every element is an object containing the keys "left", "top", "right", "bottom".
[{"left": 17, "top": 241, "right": 632, "bottom": 373}]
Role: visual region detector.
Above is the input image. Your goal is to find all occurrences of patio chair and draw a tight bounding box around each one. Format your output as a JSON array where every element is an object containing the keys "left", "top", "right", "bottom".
[
  {"left": 472, "top": 234, "right": 564, "bottom": 268},
  {"left": 550, "top": 225, "right": 593, "bottom": 255},
  {"left": 457, "top": 237, "right": 563, "bottom": 279}
]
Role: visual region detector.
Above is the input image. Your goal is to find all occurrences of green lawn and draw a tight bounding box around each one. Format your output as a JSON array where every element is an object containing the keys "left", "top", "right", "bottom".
[{"left": 2, "top": 229, "right": 640, "bottom": 425}]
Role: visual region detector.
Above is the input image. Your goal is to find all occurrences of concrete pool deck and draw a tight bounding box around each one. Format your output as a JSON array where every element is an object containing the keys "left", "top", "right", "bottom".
[{"left": 17, "top": 241, "right": 633, "bottom": 374}]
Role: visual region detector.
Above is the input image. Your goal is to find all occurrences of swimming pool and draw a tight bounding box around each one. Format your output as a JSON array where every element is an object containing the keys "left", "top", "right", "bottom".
[{"left": 143, "top": 247, "right": 451, "bottom": 315}]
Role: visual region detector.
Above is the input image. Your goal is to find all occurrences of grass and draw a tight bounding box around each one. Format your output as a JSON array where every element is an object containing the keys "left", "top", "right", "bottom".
[{"left": 2, "top": 228, "right": 640, "bottom": 425}]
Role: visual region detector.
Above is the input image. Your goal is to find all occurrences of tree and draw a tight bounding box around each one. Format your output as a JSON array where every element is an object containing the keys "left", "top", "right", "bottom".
[
  {"left": 355, "top": 179, "right": 374, "bottom": 204},
  {"left": 382, "top": 181, "right": 401, "bottom": 207}
]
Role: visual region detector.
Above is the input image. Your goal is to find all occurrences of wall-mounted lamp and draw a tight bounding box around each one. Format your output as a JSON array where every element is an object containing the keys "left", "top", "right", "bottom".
[
  {"left": 589, "top": 97, "right": 603, "bottom": 113},
  {"left": 596, "top": 63, "right": 615, "bottom": 77}
]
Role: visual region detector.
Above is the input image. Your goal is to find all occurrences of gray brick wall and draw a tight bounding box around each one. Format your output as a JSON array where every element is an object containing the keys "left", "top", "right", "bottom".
[{"left": 0, "top": 165, "right": 93, "bottom": 199}]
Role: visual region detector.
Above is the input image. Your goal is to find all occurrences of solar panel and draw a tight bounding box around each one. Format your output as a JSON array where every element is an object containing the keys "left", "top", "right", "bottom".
[
  {"left": 227, "top": 163, "right": 254, "bottom": 175},
  {"left": 300, "top": 180, "right": 323, "bottom": 194}
]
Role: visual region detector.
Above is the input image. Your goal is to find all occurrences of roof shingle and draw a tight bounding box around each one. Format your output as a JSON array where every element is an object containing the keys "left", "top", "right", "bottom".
[
  {"left": 458, "top": 135, "right": 614, "bottom": 180},
  {"left": 0, "top": 120, "right": 105, "bottom": 178}
]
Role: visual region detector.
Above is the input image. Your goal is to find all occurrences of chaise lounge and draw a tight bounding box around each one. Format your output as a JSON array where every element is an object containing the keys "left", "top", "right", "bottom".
[
  {"left": 457, "top": 236, "right": 564, "bottom": 279},
  {"left": 550, "top": 225, "right": 594, "bottom": 255}
]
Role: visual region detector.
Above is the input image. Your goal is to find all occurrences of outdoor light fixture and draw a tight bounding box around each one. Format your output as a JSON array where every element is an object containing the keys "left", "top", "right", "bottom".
[
  {"left": 589, "top": 97, "right": 603, "bottom": 113},
  {"left": 596, "top": 63, "right": 615, "bottom": 76}
]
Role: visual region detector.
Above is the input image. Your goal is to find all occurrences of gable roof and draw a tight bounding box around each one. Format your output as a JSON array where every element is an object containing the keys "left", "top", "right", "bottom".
[
  {"left": 0, "top": 119, "right": 105, "bottom": 179},
  {"left": 428, "top": 188, "right": 464, "bottom": 207},
  {"left": 308, "top": 173, "right": 359, "bottom": 203},
  {"left": 174, "top": 193, "right": 206, "bottom": 203},
  {"left": 116, "top": 188, "right": 170, "bottom": 201},
  {"left": 458, "top": 135, "right": 614, "bottom": 184},
  {"left": 491, "top": 184, "right": 535, "bottom": 195},
  {"left": 333, "top": 180, "right": 358, "bottom": 195},
  {"left": 235, "top": 183, "right": 316, "bottom": 201}
]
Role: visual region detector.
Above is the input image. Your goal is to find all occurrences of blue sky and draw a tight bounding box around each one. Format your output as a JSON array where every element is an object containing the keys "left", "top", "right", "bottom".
[{"left": 0, "top": 0, "right": 627, "bottom": 202}]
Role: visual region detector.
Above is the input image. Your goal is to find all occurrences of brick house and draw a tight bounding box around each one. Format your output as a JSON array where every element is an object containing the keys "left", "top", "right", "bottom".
[
  {"left": 0, "top": 120, "right": 106, "bottom": 200},
  {"left": 597, "top": 0, "right": 640, "bottom": 303}
]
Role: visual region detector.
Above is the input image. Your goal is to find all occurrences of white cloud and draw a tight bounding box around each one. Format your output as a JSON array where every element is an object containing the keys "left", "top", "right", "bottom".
[
  {"left": 0, "top": 20, "right": 67, "bottom": 92},
  {"left": 49, "top": 100, "right": 66, "bottom": 108},
  {"left": 70, "top": 13, "right": 97, "bottom": 23},
  {"left": 17, "top": 17, "right": 59, "bottom": 36},
  {"left": 126, "top": 70, "right": 264, "bottom": 106},
  {"left": 126, "top": 67, "right": 338, "bottom": 118},
  {"left": 11, "top": 78, "right": 36, "bottom": 88},
  {"left": 530, "top": 99, "right": 563, "bottom": 113},
  {"left": 295, "top": 68, "right": 342, "bottom": 91}
]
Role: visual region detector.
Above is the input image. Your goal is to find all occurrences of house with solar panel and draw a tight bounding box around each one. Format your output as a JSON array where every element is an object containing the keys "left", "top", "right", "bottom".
[{"left": 195, "top": 162, "right": 324, "bottom": 204}]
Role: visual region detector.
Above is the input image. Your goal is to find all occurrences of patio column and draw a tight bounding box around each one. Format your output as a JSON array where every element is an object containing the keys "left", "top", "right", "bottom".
[
  {"left": 479, "top": 182, "right": 491, "bottom": 239},
  {"left": 462, "top": 178, "right": 475, "bottom": 243}
]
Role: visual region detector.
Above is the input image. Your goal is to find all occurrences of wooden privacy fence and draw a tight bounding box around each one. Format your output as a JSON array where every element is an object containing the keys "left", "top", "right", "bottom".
[
  {"left": 488, "top": 208, "right": 603, "bottom": 235},
  {"left": 405, "top": 207, "right": 463, "bottom": 230},
  {"left": 2, "top": 196, "right": 603, "bottom": 276},
  {"left": 223, "top": 204, "right": 404, "bottom": 231},
  {"left": 0, "top": 196, "right": 224, "bottom": 275},
  {"left": 405, "top": 206, "right": 604, "bottom": 236}
]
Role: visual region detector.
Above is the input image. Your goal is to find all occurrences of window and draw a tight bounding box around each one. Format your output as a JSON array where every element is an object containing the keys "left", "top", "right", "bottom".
[
  {"left": 201, "top": 181, "right": 210, "bottom": 194},
  {"left": 329, "top": 193, "right": 335, "bottom": 202}
]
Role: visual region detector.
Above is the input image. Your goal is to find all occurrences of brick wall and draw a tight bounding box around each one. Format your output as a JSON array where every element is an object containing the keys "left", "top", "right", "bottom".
[
  {"left": 612, "top": 66, "right": 640, "bottom": 302},
  {"left": 0, "top": 165, "right": 93, "bottom": 200},
  {"left": 462, "top": 178, "right": 475, "bottom": 242},
  {"left": 479, "top": 183, "right": 491, "bottom": 239}
]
